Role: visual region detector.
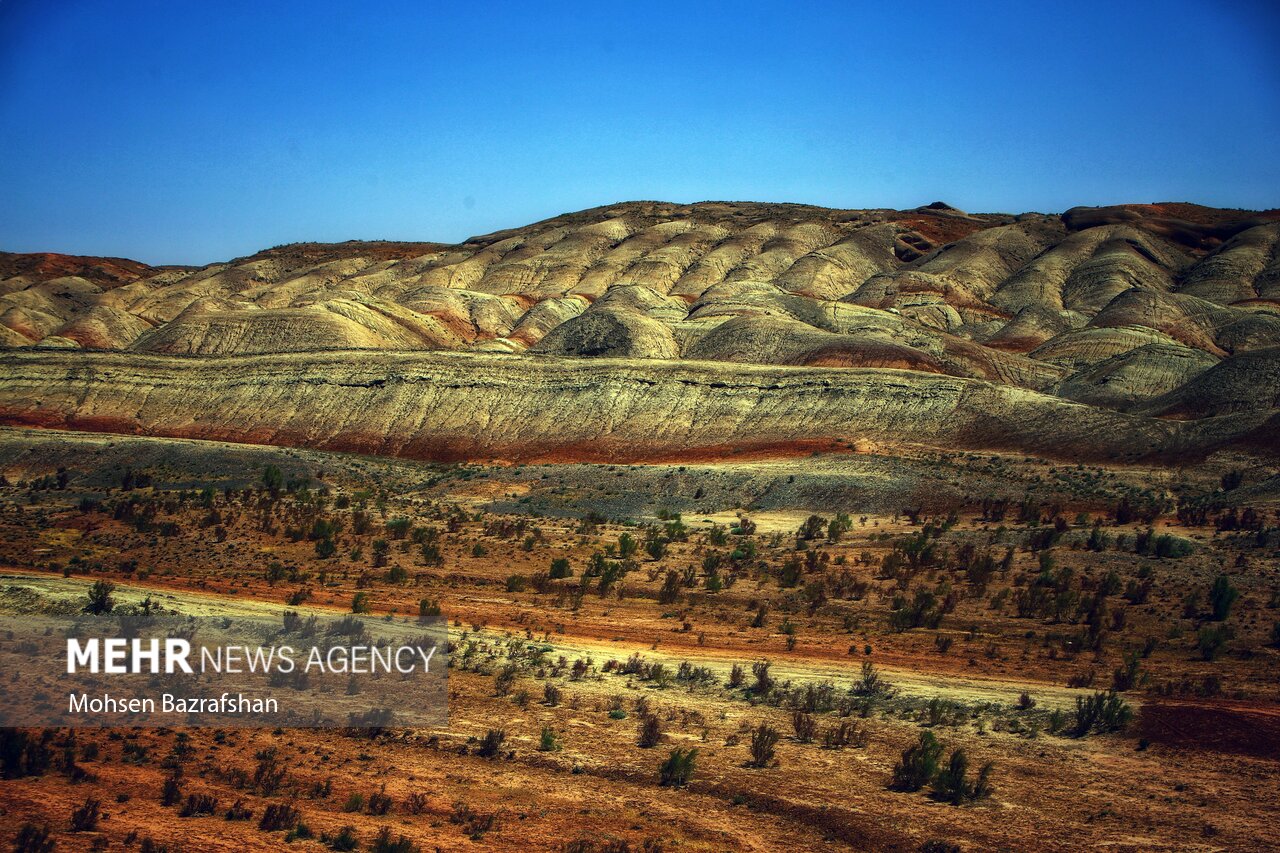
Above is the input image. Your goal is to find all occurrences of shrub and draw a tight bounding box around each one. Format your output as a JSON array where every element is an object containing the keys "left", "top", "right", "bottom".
[
  {"left": 792, "top": 710, "right": 816, "bottom": 743},
  {"left": 160, "top": 772, "right": 184, "bottom": 806},
  {"left": 1071, "top": 690, "right": 1132, "bottom": 736},
  {"left": 748, "top": 723, "right": 779, "bottom": 768},
  {"left": 638, "top": 714, "right": 663, "bottom": 748},
  {"left": 367, "top": 786, "right": 393, "bottom": 815},
  {"left": 505, "top": 574, "right": 527, "bottom": 593},
  {"left": 890, "top": 731, "right": 942, "bottom": 792},
  {"left": 253, "top": 747, "right": 287, "bottom": 794},
  {"left": 539, "top": 726, "right": 560, "bottom": 752},
  {"left": 854, "top": 661, "right": 889, "bottom": 697},
  {"left": 494, "top": 664, "right": 518, "bottom": 696},
  {"left": 450, "top": 802, "right": 497, "bottom": 840},
  {"left": 69, "top": 797, "right": 101, "bottom": 832},
  {"left": 225, "top": 799, "right": 253, "bottom": 821},
  {"left": 286, "top": 821, "right": 314, "bottom": 842},
  {"left": 417, "top": 598, "right": 441, "bottom": 623},
  {"left": 372, "top": 827, "right": 420, "bottom": 853},
  {"left": 1153, "top": 534, "right": 1192, "bottom": 559},
  {"left": 1208, "top": 575, "right": 1239, "bottom": 621},
  {"left": 544, "top": 682, "right": 562, "bottom": 706},
  {"left": 324, "top": 825, "right": 359, "bottom": 852},
  {"left": 930, "top": 748, "right": 995, "bottom": 804},
  {"left": 1, "top": 730, "right": 52, "bottom": 779},
  {"left": 13, "top": 822, "right": 54, "bottom": 853},
  {"left": 404, "top": 791, "right": 429, "bottom": 815},
  {"left": 659, "top": 748, "right": 697, "bottom": 787},
  {"left": 258, "top": 803, "right": 301, "bottom": 832},
  {"left": 1197, "top": 624, "right": 1232, "bottom": 661},
  {"left": 549, "top": 558, "right": 572, "bottom": 579},
  {"left": 179, "top": 793, "right": 219, "bottom": 817},
  {"left": 751, "top": 661, "right": 774, "bottom": 695},
  {"left": 728, "top": 663, "right": 745, "bottom": 688},
  {"left": 351, "top": 591, "right": 372, "bottom": 614},
  {"left": 84, "top": 580, "right": 115, "bottom": 615},
  {"left": 477, "top": 729, "right": 506, "bottom": 758},
  {"left": 822, "top": 720, "right": 866, "bottom": 749}
]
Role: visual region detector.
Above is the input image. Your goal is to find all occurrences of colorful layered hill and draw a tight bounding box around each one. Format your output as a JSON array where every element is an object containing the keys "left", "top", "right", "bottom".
[{"left": 1, "top": 202, "right": 1277, "bottom": 462}]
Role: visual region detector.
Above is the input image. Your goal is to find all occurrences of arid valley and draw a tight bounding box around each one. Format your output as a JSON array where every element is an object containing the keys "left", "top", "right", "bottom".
[{"left": 0, "top": 199, "right": 1277, "bottom": 851}]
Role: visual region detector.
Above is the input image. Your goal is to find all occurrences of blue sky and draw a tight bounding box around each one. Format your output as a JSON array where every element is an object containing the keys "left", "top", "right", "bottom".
[{"left": 1, "top": 0, "right": 1277, "bottom": 265}]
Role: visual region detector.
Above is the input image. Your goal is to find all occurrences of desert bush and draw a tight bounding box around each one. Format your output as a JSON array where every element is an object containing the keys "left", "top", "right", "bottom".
[
  {"left": 638, "top": 714, "right": 663, "bottom": 748},
  {"left": 728, "top": 663, "right": 745, "bottom": 688},
  {"left": 160, "top": 772, "right": 184, "bottom": 806},
  {"left": 1111, "top": 651, "right": 1143, "bottom": 691},
  {"left": 13, "top": 822, "right": 54, "bottom": 853},
  {"left": 450, "top": 801, "right": 498, "bottom": 839},
  {"left": 659, "top": 748, "right": 697, "bottom": 787},
  {"left": 258, "top": 802, "right": 301, "bottom": 832},
  {"left": 324, "top": 825, "right": 359, "bottom": 851},
  {"left": 372, "top": 827, "right": 420, "bottom": 853},
  {"left": 477, "top": 728, "right": 506, "bottom": 758},
  {"left": 890, "top": 731, "right": 942, "bottom": 792},
  {"left": 0, "top": 729, "right": 53, "bottom": 779},
  {"left": 751, "top": 661, "right": 773, "bottom": 695},
  {"left": 82, "top": 579, "right": 116, "bottom": 615},
  {"left": 417, "top": 598, "right": 442, "bottom": 623},
  {"left": 853, "top": 661, "right": 889, "bottom": 697},
  {"left": 792, "top": 710, "right": 816, "bottom": 743},
  {"left": 748, "top": 723, "right": 779, "bottom": 768},
  {"left": 1197, "top": 624, "right": 1232, "bottom": 661},
  {"left": 179, "top": 792, "right": 219, "bottom": 817},
  {"left": 367, "top": 785, "right": 393, "bottom": 815},
  {"left": 69, "top": 797, "right": 101, "bottom": 832},
  {"left": 404, "top": 791, "right": 429, "bottom": 814},
  {"left": 822, "top": 720, "right": 866, "bottom": 749},
  {"left": 544, "top": 682, "right": 562, "bottom": 706},
  {"left": 1153, "top": 534, "right": 1192, "bottom": 559},
  {"left": 1071, "top": 690, "right": 1132, "bottom": 736},
  {"left": 225, "top": 799, "right": 253, "bottom": 820},
  {"left": 539, "top": 726, "right": 560, "bottom": 752},
  {"left": 253, "top": 747, "right": 287, "bottom": 794},
  {"left": 1208, "top": 575, "right": 1239, "bottom": 621},
  {"left": 494, "top": 664, "right": 518, "bottom": 696},
  {"left": 930, "top": 748, "right": 994, "bottom": 804},
  {"left": 658, "top": 570, "right": 681, "bottom": 604}
]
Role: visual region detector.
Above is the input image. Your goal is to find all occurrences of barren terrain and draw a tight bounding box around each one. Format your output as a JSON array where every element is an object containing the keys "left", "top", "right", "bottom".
[{"left": 0, "top": 200, "right": 1278, "bottom": 851}]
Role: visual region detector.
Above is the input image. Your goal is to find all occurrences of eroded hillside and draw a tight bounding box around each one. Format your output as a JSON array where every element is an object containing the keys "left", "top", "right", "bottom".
[{"left": 1, "top": 201, "right": 1278, "bottom": 462}]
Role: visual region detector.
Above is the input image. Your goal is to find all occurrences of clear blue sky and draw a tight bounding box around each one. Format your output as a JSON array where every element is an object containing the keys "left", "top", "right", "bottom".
[{"left": 1, "top": 0, "right": 1277, "bottom": 265}]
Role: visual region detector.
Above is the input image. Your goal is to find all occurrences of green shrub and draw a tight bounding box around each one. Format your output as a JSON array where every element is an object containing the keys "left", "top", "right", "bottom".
[
  {"left": 659, "top": 748, "right": 697, "bottom": 787},
  {"left": 1071, "top": 690, "right": 1132, "bottom": 736},
  {"left": 930, "top": 748, "right": 995, "bottom": 804},
  {"left": 890, "top": 731, "right": 942, "bottom": 791},
  {"left": 1208, "top": 575, "right": 1239, "bottom": 621}
]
